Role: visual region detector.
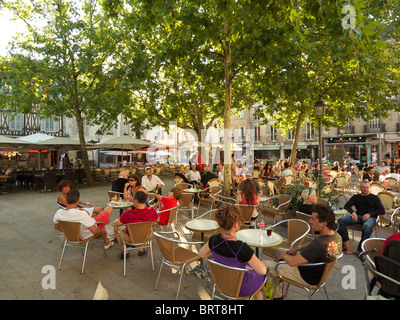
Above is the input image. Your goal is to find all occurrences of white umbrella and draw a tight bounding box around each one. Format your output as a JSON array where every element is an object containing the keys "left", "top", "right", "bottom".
[
  {"left": 94, "top": 136, "right": 152, "bottom": 150},
  {"left": 0, "top": 135, "right": 30, "bottom": 148},
  {"left": 16, "top": 133, "right": 54, "bottom": 143}
]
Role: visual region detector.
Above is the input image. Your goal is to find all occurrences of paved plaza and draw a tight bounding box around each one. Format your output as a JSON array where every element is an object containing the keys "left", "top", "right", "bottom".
[{"left": 0, "top": 175, "right": 393, "bottom": 300}]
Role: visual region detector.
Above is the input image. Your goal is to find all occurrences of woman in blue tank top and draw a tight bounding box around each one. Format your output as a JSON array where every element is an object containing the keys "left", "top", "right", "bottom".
[{"left": 199, "top": 205, "right": 267, "bottom": 300}]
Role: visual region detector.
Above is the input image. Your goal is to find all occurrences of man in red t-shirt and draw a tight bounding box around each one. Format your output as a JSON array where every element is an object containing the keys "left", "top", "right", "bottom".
[
  {"left": 152, "top": 187, "right": 182, "bottom": 225},
  {"left": 113, "top": 190, "right": 158, "bottom": 258}
]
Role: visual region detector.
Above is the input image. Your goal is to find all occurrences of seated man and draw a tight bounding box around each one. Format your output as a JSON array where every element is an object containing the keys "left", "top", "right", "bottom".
[
  {"left": 0, "top": 164, "right": 11, "bottom": 178},
  {"left": 112, "top": 171, "right": 128, "bottom": 194},
  {"left": 141, "top": 167, "right": 165, "bottom": 194},
  {"left": 200, "top": 165, "right": 217, "bottom": 188},
  {"left": 113, "top": 190, "right": 159, "bottom": 259},
  {"left": 338, "top": 180, "right": 385, "bottom": 254},
  {"left": 186, "top": 163, "right": 201, "bottom": 185},
  {"left": 174, "top": 166, "right": 191, "bottom": 184},
  {"left": 263, "top": 205, "right": 342, "bottom": 299},
  {"left": 53, "top": 189, "right": 114, "bottom": 249}
]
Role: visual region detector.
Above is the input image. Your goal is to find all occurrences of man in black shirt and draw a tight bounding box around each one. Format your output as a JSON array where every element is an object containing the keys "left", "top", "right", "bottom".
[
  {"left": 338, "top": 181, "right": 385, "bottom": 254},
  {"left": 263, "top": 205, "right": 342, "bottom": 299}
]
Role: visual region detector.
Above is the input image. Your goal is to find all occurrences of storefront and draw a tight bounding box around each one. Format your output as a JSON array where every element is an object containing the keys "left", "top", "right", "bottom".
[{"left": 326, "top": 136, "right": 371, "bottom": 164}]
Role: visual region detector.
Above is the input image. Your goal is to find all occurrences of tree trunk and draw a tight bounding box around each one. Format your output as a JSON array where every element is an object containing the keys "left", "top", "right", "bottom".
[
  {"left": 223, "top": 21, "right": 232, "bottom": 197},
  {"left": 289, "top": 107, "right": 305, "bottom": 166},
  {"left": 75, "top": 108, "right": 93, "bottom": 186}
]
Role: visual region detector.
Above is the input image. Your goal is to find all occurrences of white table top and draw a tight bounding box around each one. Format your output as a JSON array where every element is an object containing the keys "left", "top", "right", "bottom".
[
  {"left": 236, "top": 229, "right": 282, "bottom": 248},
  {"left": 185, "top": 219, "right": 219, "bottom": 232},
  {"left": 333, "top": 209, "right": 348, "bottom": 215},
  {"left": 183, "top": 188, "right": 201, "bottom": 193},
  {"left": 259, "top": 196, "right": 270, "bottom": 202},
  {"left": 109, "top": 201, "right": 133, "bottom": 209}
]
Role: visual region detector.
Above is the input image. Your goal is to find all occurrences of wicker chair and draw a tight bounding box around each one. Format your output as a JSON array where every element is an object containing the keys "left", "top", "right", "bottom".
[
  {"left": 57, "top": 221, "right": 106, "bottom": 274},
  {"left": 196, "top": 186, "right": 222, "bottom": 216},
  {"left": 391, "top": 207, "right": 400, "bottom": 233},
  {"left": 262, "top": 219, "right": 310, "bottom": 259},
  {"left": 262, "top": 194, "right": 291, "bottom": 225},
  {"left": 275, "top": 253, "right": 343, "bottom": 300},
  {"left": 235, "top": 203, "right": 259, "bottom": 226},
  {"left": 153, "top": 231, "right": 203, "bottom": 300},
  {"left": 154, "top": 206, "right": 179, "bottom": 231},
  {"left": 121, "top": 222, "right": 155, "bottom": 276},
  {"left": 377, "top": 191, "right": 398, "bottom": 227},
  {"left": 177, "top": 192, "right": 195, "bottom": 219},
  {"left": 207, "top": 259, "right": 268, "bottom": 300}
]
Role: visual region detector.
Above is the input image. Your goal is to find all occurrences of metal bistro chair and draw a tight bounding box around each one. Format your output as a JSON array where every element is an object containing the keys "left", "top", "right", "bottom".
[
  {"left": 275, "top": 253, "right": 343, "bottom": 300},
  {"left": 235, "top": 203, "right": 259, "bottom": 227},
  {"left": 262, "top": 219, "right": 310, "bottom": 259},
  {"left": 177, "top": 192, "right": 195, "bottom": 219},
  {"left": 153, "top": 231, "right": 203, "bottom": 300},
  {"left": 154, "top": 206, "right": 179, "bottom": 231},
  {"left": 391, "top": 207, "right": 400, "bottom": 233},
  {"left": 121, "top": 222, "right": 155, "bottom": 276},
  {"left": 57, "top": 221, "right": 106, "bottom": 274},
  {"left": 207, "top": 259, "right": 268, "bottom": 300},
  {"left": 196, "top": 186, "right": 222, "bottom": 216},
  {"left": 262, "top": 194, "right": 292, "bottom": 225}
]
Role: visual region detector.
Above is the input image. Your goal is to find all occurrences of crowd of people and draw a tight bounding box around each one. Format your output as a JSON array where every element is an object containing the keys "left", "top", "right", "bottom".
[{"left": 49, "top": 156, "right": 399, "bottom": 300}]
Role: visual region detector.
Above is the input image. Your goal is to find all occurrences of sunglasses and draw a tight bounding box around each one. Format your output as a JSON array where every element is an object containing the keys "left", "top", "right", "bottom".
[{"left": 129, "top": 179, "right": 136, "bottom": 182}]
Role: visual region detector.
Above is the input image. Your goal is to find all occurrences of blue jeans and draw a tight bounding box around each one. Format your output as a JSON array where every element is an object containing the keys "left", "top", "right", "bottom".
[{"left": 338, "top": 215, "right": 376, "bottom": 252}]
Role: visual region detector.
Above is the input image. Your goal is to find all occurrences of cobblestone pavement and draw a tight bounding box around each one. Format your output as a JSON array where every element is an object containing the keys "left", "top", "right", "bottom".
[{"left": 0, "top": 174, "right": 393, "bottom": 300}]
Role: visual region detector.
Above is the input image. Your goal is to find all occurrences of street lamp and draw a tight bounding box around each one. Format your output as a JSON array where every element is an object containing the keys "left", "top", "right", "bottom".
[
  {"left": 314, "top": 95, "right": 327, "bottom": 181},
  {"left": 338, "top": 127, "right": 345, "bottom": 162},
  {"left": 95, "top": 129, "right": 103, "bottom": 142}
]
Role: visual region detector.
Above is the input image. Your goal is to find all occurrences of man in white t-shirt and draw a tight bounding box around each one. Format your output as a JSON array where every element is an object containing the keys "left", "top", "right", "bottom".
[
  {"left": 53, "top": 189, "right": 114, "bottom": 249},
  {"left": 186, "top": 164, "right": 201, "bottom": 185},
  {"left": 141, "top": 167, "right": 165, "bottom": 193}
]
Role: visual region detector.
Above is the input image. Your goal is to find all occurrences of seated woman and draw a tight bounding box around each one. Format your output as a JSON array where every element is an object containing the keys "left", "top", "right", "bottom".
[
  {"left": 199, "top": 205, "right": 267, "bottom": 300},
  {"left": 235, "top": 179, "right": 259, "bottom": 223},
  {"left": 260, "top": 162, "right": 273, "bottom": 181},
  {"left": 124, "top": 174, "right": 148, "bottom": 209},
  {"left": 297, "top": 189, "right": 318, "bottom": 215},
  {"left": 123, "top": 174, "right": 146, "bottom": 200},
  {"left": 57, "top": 180, "right": 104, "bottom": 216}
]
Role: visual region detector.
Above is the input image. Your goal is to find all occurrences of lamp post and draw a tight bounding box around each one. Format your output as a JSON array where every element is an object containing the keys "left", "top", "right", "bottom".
[
  {"left": 95, "top": 129, "right": 103, "bottom": 142},
  {"left": 314, "top": 95, "right": 327, "bottom": 182},
  {"left": 338, "top": 127, "right": 345, "bottom": 162}
]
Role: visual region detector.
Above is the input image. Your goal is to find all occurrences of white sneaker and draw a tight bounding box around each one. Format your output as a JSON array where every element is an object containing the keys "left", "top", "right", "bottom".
[{"left": 104, "top": 241, "right": 115, "bottom": 250}]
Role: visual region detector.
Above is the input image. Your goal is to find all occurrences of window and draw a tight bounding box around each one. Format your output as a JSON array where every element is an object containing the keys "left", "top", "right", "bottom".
[
  {"left": 254, "top": 126, "right": 261, "bottom": 142},
  {"left": 287, "top": 130, "right": 294, "bottom": 141},
  {"left": 306, "top": 123, "right": 315, "bottom": 140},
  {"left": 369, "top": 118, "right": 381, "bottom": 129},
  {"left": 41, "top": 117, "right": 59, "bottom": 132},
  {"left": 8, "top": 113, "right": 23, "bottom": 131},
  {"left": 270, "top": 126, "right": 276, "bottom": 141}
]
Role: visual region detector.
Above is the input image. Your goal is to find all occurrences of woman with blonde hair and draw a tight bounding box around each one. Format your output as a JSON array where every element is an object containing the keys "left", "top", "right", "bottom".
[{"left": 199, "top": 205, "right": 267, "bottom": 300}]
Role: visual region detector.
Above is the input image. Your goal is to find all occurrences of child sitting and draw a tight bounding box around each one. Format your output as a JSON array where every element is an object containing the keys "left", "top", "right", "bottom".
[{"left": 152, "top": 187, "right": 182, "bottom": 225}]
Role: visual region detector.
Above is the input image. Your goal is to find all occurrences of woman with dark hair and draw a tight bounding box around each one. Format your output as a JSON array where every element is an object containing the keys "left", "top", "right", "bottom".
[
  {"left": 199, "top": 205, "right": 267, "bottom": 300},
  {"left": 123, "top": 174, "right": 146, "bottom": 200},
  {"left": 57, "top": 179, "right": 104, "bottom": 215},
  {"left": 260, "top": 162, "right": 273, "bottom": 181},
  {"left": 235, "top": 179, "right": 259, "bottom": 222}
]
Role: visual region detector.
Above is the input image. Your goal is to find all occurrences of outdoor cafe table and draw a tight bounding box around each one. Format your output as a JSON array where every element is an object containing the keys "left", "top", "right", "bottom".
[
  {"left": 185, "top": 219, "right": 219, "bottom": 242},
  {"left": 236, "top": 228, "right": 283, "bottom": 258},
  {"left": 109, "top": 200, "right": 133, "bottom": 216}
]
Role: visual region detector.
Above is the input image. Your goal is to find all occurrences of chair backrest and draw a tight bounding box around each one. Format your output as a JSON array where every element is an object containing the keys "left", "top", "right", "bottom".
[
  {"left": 207, "top": 259, "right": 246, "bottom": 299},
  {"left": 316, "top": 198, "right": 331, "bottom": 206},
  {"left": 370, "top": 182, "right": 385, "bottom": 195},
  {"left": 330, "top": 170, "right": 338, "bottom": 178},
  {"left": 235, "top": 204, "right": 257, "bottom": 222},
  {"left": 287, "top": 219, "right": 311, "bottom": 247},
  {"left": 178, "top": 193, "right": 194, "bottom": 207},
  {"left": 207, "top": 178, "right": 220, "bottom": 188},
  {"left": 361, "top": 238, "right": 386, "bottom": 266},
  {"left": 335, "top": 176, "right": 347, "bottom": 188},
  {"left": 125, "top": 222, "right": 154, "bottom": 245},
  {"left": 157, "top": 206, "right": 178, "bottom": 227},
  {"left": 316, "top": 253, "right": 343, "bottom": 287},
  {"left": 378, "top": 191, "right": 396, "bottom": 210},
  {"left": 278, "top": 195, "right": 291, "bottom": 213},
  {"left": 384, "top": 177, "right": 398, "bottom": 186},
  {"left": 267, "top": 180, "right": 276, "bottom": 196},
  {"left": 252, "top": 169, "right": 260, "bottom": 178},
  {"left": 284, "top": 175, "right": 294, "bottom": 186},
  {"left": 175, "top": 183, "right": 190, "bottom": 190},
  {"left": 58, "top": 221, "right": 81, "bottom": 242},
  {"left": 391, "top": 208, "right": 400, "bottom": 233},
  {"left": 174, "top": 176, "right": 184, "bottom": 184}
]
